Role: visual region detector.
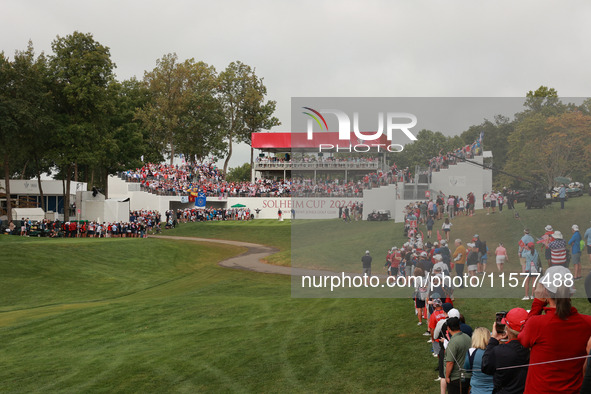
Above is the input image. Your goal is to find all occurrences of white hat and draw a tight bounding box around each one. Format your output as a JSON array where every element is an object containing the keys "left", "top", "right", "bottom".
[
  {"left": 433, "top": 254, "right": 442, "bottom": 261},
  {"left": 540, "top": 266, "right": 575, "bottom": 294},
  {"left": 545, "top": 225, "right": 553, "bottom": 232},
  {"left": 448, "top": 308, "right": 460, "bottom": 319},
  {"left": 433, "top": 242, "right": 439, "bottom": 246},
  {"left": 441, "top": 240, "right": 447, "bottom": 245},
  {"left": 392, "top": 246, "right": 398, "bottom": 250},
  {"left": 572, "top": 225, "right": 579, "bottom": 231},
  {"left": 553, "top": 231, "right": 563, "bottom": 240},
  {"left": 420, "top": 251, "right": 428, "bottom": 257},
  {"left": 365, "top": 250, "right": 370, "bottom": 254},
  {"left": 467, "top": 243, "right": 475, "bottom": 248}
]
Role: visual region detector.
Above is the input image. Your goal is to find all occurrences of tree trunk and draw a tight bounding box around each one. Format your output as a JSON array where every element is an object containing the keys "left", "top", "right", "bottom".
[
  {"left": 250, "top": 145, "right": 254, "bottom": 170},
  {"left": 34, "top": 154, "right": 46, "bottom": 211},
  {"left": 104, "top": 169, "right": 109, "bottom": 199},
  {"left": 169, "top": 141, "right": 175, "bottom": 166},
  {"left": 223, "top": 135, "right": 233, "bottom": 175},
  {"left": 20, "top": 161, "right": 29, "bottom": 180},
  {"left": 90, "top": 167, "right": 94, "bottom": 188},
  {"left": 64, "top": 164, "right": 72, "bottom": 221},
  {"left": 74, "top": 162, "right": 78, "bottom": 182},
  {"left": 4, "top": 154, "right": 12, "bottom": 223}
]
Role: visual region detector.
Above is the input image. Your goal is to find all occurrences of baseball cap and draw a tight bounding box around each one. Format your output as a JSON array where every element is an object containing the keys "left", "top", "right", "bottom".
[
  {"left": 433, "top": 254, "right": 442, "bottom": 261},
  {"left": 474, "top": 234, "right": 479, "bottom": 238},
  {"left": 420, "top": 251, "right": 428, "bottom": 257},
  {"left": 501, "top": 308, "right": 528, "bottom": 332},
  {"left": 540, "top": 266, "right": 575, "bottom": 295},
  {"left": 447, "top": 308, "right": 460, "bottom": 319}
]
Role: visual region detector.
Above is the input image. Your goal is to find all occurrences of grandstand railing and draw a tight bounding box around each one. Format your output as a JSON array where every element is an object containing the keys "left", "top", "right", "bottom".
[{"left": 254, "top": 161, "right": 380, "bottom": 170}]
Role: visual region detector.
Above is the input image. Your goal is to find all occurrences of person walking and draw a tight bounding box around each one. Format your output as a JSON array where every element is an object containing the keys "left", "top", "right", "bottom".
[{"left": 361, "top": 250, "right": 372, "bottom": 286}]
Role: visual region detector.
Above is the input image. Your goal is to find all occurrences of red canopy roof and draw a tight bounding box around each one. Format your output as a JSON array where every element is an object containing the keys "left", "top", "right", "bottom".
[{"left": 252, "top": 132, "right": 391, "bottom": 152}]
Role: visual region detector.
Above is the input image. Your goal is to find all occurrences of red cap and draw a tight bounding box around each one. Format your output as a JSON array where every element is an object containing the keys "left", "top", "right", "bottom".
[{"left": 502, "top": 308, "right": 528, "bottom": 332}]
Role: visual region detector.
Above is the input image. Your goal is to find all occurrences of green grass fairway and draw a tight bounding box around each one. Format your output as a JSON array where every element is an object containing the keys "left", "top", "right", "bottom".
[{"left": 1, "top": 197, "right": 591, "bottom": 392}]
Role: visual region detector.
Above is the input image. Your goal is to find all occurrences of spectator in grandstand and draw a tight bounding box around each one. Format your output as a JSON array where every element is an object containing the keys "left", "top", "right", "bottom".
[
  {"left": 519, "top": 266, "right": 591, "bottom": 393},
  {"left": 463, "top": 327, "right": 494, "bottom": 394},
  {"left": 482, "top": 308, "right": 530, "bottom": 393}
]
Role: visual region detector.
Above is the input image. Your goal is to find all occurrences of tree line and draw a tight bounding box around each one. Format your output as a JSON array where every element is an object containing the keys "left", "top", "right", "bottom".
[
  {"left": 0, "top": 31, "right": 280, "bottom": 222},
  {"left": 392, "top": 86, "right": 591, "bottom": 190}
]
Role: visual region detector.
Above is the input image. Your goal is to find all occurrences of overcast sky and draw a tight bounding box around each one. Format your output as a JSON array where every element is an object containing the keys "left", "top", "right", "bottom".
[{"left": 3, "top": 0, "right": 590, "bottom": 168}]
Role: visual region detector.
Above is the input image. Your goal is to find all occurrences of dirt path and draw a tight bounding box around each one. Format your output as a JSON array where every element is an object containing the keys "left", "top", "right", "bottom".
[{"left": 150, "top": 235, "right": 373, "bottom": 278}]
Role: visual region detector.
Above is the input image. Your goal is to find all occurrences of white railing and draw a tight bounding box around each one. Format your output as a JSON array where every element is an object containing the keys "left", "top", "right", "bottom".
[{"left": 254, "top": 161, "right": 380, "bottom": 170}]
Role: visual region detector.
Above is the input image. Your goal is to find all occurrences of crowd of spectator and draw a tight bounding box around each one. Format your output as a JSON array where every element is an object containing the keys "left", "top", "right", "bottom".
[{"left": 375, "top": 197, "right": 591, "bottom": 393}]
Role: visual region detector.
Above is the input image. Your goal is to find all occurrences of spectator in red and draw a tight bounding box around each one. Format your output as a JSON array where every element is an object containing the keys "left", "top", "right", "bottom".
[{"left": 519, "top": 266, "right": 591, "bottom": 393}]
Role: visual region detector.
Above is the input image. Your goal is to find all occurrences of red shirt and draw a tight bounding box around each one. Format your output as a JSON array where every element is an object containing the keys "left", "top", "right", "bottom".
[
  {"left": 518, "top": 307, "right": 591, "bottom": 393},
  {"left": 429, "top": 309, "right": 447, "bottom": 341}
]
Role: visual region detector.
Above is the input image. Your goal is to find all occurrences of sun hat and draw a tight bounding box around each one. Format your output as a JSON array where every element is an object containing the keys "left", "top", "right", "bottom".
[
  {"left": 501, "top": 308, "right": 528, "bottom": 332},
  {"left": 433, "top": 254, "right": 442, "bottom": 261},
  {"left": 572, "top": 224, "right": 579, "bottom": 231},
  {"left": 365, "top": 250, "right": 370, "bottom": 254},
  {"left": 545, "top": 225, "right": 553, "bottom": 232},
  {"left": 553, "top": 231, "right": 563, "bottom": 240}
]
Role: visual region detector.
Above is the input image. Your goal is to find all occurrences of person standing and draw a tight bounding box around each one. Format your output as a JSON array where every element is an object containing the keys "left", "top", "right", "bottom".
[
  {"left": 463, "top": 327, "right": 495, "bottom": 394},
  {"left": 482, "top": 308, "right": 530, "bottom": 393},
  {"left": 559, "top": 184, "right": 566, "bottom": 209},
  {"left": 361, "top": 250, "right": 372, "bottom": 286},
  {"left": 568, "top": 224, "right": 582, "bottom": 280},
  {"left": 585, "top": 221, "right": 591, "bottom": 267},
  {"left": 452, "top": 239, "right": 467, "bottom": 285},
  {"left": 522, "top": 242, "right": 540, "bottom": 300},
  {"left": 518, "top": 229, "right": 535, "bottom": 273},
  {"left": 519, "top": 266, "right": 591, "bottom": 393},
  {"left": 548, "top": 231, "right": 567, "bottom": 267},
  {"left": 444, "top": 317, "right": 472, "bottom": 394},
  {"left": 426, "top": 214, "right": 434, "bottom": 239}
]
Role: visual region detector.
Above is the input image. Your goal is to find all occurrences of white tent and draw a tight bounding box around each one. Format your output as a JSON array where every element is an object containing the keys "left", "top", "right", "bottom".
[{"left": 12, "top": 208, "right": 45, "bottom": 222}]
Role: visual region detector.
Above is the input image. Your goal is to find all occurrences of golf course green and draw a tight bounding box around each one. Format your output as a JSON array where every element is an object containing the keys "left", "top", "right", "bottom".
[{"left": 2, "top": 198, "right": 591, "bottom": 392}]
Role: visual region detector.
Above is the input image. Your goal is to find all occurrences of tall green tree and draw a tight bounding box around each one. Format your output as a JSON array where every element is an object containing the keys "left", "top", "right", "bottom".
[
  {"left": 219, "top": 61, "right": 279, "bottom": 175},
  {"left": 137, "top": 54, "right": 224, "bottom": 165},
  {"left": 10, "top": 42, "right": 54, "bottom": 211},
  {"left": 0, "top": 52, "right": 18, "bottom": 222},
  {"left": 50, "top": 31, "right": 114, "bottom": 217},
  {"left": 241, "top": 73, "right": 280, "bottom": 169}
]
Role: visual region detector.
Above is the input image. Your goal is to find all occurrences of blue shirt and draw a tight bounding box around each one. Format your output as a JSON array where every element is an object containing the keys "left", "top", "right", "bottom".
[
  {"left": 584, "top": 228, "right": 591, "bottom": 246},
  {"left": 559, "top": 186, "right": 566, "bottom": 198},
  {"left": 464, "top": 348, "right": 494, "bottom": 394},
  {"left": 568, "top": 231, "right": 582, "bottom": 254}
]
